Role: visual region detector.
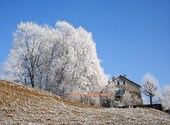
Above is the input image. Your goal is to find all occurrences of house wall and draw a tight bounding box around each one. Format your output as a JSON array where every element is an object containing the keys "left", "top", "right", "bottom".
[
  {"left": 100, "top": 76, "right": 143, "bottom": 107},
  {"left": 112, "top": 77, "right": 142, "bottom": 104}
]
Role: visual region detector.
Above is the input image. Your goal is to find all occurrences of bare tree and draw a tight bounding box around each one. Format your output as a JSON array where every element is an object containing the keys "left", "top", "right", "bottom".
[{"left": 142, "top": 73, "right": 158, "bottom": 106}]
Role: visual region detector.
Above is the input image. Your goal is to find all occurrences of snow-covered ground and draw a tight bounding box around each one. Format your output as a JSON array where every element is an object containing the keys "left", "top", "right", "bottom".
[{"left": 0, "top": 80, "right": 170, "bottom": 125}]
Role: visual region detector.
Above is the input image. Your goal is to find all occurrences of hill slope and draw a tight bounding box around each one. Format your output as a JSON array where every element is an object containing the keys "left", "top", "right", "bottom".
[{"left": 0, "top": 80, "right": 170, "bottom": 125}]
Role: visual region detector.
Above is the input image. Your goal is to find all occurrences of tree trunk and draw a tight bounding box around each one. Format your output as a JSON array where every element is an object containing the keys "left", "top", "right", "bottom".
[
  {"left": 28, "top": 67, "right": 35, "bottom": 88},
  {"left": 150, "top": 96, "right": 152, "bottom": 106},
  {"left": 38, "top": 74, "right": 42, "bottom": 90},
  {"left": 31, "top": 77, "right": 34, "bottom": 88},
  {"left": 30, "top": 73, "right": 35, "bottom": 88}
]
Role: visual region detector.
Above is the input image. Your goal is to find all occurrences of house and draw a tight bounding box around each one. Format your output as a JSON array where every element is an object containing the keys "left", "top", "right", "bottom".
[{"left": 100, "top": 75, "right": 142, "bottom": 107}]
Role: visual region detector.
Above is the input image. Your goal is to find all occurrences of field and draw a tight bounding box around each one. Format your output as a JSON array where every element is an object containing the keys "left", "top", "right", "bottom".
[{"left": 0, "top": 80, "right": 170, "bottom": 125}]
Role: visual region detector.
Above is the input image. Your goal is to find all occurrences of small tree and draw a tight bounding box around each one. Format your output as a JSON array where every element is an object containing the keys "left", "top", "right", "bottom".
[
  {"left": 122, "top": 91, "right": 132, "bottom": 107},
  {"left": 159, "top": 85, "right": 170, "bottom": 110},
  {"left": 142, "top": 73, "right": 158, "bottom": 106},
  {"left": 131, "top": 95, "right": 142, "bottom": 106},
  {"left": 100, "top": 83, "right": 117, "bottom": 107}
]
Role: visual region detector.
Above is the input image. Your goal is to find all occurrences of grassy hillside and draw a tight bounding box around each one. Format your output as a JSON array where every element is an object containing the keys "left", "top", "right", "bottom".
[{"left": 0, "top": 80, "right": 170, "bottom": 125}]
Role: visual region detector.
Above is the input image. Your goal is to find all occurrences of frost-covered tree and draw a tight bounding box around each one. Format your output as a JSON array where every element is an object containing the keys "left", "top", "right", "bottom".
[
  {"left": 122, "top": 91, "right": 132, "bottom": 107},
  {"left": 100, "top": 83, "right": 117, "bottom": 107},
  {"left": 2, "top": 22, "right": 52, "bottom": 88},
  {"left": 47, "top": 21, "right": 108, "bottom": 103},
  {"left": 159, "top": 85, "right": 170, "bottom": 110},
  {"left": 142, "top": 73, "right": 158, "bottom": 105},
  {"left": 131, "top": 95, "right": 142, "bottom": 106},
  {"left": 1, "top": 21, "right": 108, "bottom": 104},
  {"left": 122, "top": 92, "right": 142, "bottom": 107}
]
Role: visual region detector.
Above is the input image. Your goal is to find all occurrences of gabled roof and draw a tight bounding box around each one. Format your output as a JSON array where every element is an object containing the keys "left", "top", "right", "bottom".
[{"left": 112, "top": 75, "right": 141, "bottom": 88}]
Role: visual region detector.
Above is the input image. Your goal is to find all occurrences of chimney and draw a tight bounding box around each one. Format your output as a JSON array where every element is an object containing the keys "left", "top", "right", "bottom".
[{"left": 112, "top": 76, "right": 115, "bottom": 81}]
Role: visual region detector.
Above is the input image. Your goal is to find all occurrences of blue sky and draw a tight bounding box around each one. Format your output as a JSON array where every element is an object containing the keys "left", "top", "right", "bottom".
[{"left": 0, "top": 0, "right": 170, "bottom": 93}]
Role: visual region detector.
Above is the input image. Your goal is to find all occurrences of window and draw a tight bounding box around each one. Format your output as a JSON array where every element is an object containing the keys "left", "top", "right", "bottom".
[
  {"left": 116, "top": 90, "right": 126, "bottom": 95},
  {"left": 117, "top": 81, "right": 120, "bottom": 85},
  {"left": 116, "top": 90, "right": 121, "bottom": 94},
  {"left": 123, "top": 81, "right": 126, "bottom": 85},
  {"left": 122, "top": 90, "right": 126, "bottom": 94}
]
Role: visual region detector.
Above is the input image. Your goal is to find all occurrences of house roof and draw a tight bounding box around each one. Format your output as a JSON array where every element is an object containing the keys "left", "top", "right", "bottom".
[{"left": 112, "top": 75, "right": 141, "bottom": 88}]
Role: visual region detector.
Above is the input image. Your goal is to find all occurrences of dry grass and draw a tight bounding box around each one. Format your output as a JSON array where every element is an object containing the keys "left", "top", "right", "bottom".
[
  {"left": 0, "top": 80, "right": 170, "bottom": 125},
  {"left": 0, "top": 80, "right": 99, "bottom": 108}
]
